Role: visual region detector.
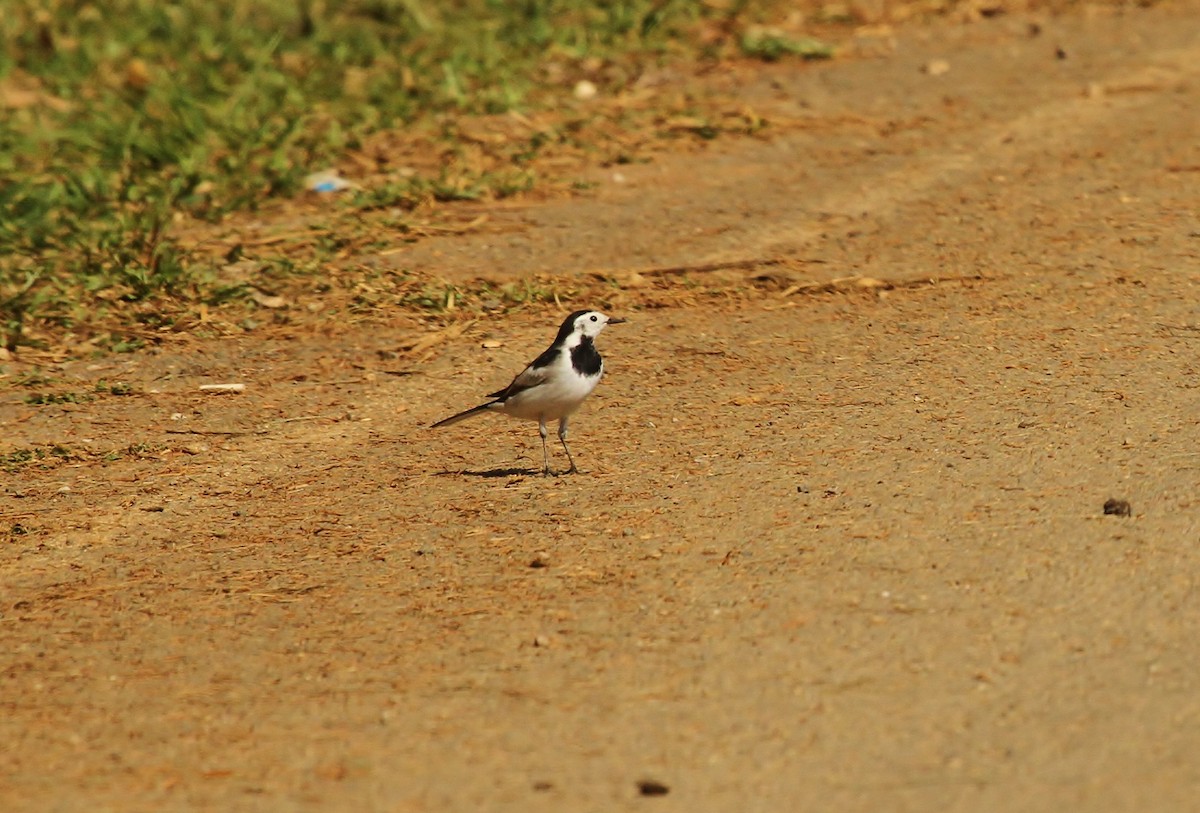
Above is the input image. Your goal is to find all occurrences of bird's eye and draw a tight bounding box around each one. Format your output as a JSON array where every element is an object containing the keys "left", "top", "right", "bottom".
[{"left": 590, "top": 315, "right": 598, "bottom": 322}]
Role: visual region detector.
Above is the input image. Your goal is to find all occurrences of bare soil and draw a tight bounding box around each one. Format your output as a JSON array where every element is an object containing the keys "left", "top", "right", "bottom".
[{"left": 4, "top": 5, "right": 1200, "bottom": 811}]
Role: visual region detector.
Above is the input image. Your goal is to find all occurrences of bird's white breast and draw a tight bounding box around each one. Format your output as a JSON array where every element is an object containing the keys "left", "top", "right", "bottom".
[{"left": 501, "top": 350, "right": 602, "bottom": 422}]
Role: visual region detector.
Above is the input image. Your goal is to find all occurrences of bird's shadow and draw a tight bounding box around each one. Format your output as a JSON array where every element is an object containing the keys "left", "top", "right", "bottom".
[{"left": 435, "top": 466, "right": 543, "bottom": 479}]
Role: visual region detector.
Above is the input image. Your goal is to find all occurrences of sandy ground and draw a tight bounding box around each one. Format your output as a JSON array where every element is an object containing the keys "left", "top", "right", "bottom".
[{"left": 4, "top": 4, "right": 1200, "bottom": 811}]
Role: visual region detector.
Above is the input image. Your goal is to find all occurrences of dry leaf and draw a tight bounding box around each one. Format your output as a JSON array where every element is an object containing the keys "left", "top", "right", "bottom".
[
  {"left": 401, "top": 320, "right": 475, "bottom": 357},
  {"left": 249, "top": 288, "right": 289, "bottom": 309},
  {"left": 125, "top": 58, "right": 151, "bottom": 91},
  {"left": 853, "top": 277, "right": 891, "bottom": 289}
]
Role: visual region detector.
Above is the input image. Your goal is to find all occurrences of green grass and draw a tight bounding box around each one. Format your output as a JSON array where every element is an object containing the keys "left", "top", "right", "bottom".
[
  {"left": 18, "top": 379, "right": 134, "bottom": 404},
  {"left": 0, "top": 0, "right": 843, "bottom": 351},
  {"left": 0, "top": 441, "right": 163, "bottom": 472},
  {"left": 740, "top": 29, "right": 835, "bottom": 61},
  {"left": 0, "top": 443, "right": 77, "bottom": 470}
]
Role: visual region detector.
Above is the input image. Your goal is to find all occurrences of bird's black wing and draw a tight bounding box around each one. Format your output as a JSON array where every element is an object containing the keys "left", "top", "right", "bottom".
[
  {"left": 487, "top": 362, "right": 550, "bottom": 400},
  {"left": 433, "top": 338, "right": 560, "bottom": 428},
  {"left": 528, "top": 343, "right": 561, "bottom": 371}
]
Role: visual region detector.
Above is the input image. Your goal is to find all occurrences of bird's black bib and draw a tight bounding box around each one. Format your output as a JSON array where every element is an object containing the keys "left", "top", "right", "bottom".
[{"left": 570, "top": 335, "right": 602, "bottom": 377}]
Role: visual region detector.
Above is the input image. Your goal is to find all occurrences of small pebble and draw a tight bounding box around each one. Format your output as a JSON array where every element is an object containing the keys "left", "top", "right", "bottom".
[
  {"left": 573, "top": 79, "right": 597, "bottom": 100},
  {"left": 533, "top": 635, "right": 550, "bottom": 648},
  {"left": 1103, "top": 498, "right": 1132, "bottom": 517},
  {"left": 529, "top": 554, "right": 550, "bottom": 569},
  {"left": 923, "top": 59, "right": 950, "bottom": 76},
  {"left": 637, "top": 779, "right": 670, "bottom": 797}
]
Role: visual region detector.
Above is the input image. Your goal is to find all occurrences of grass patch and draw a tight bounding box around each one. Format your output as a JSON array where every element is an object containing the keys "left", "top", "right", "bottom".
[
  {"left": 96, "top": 380, "right": 136, "bottom": 396},
  {"left": 0, "top": 5, "right": 725, "bottom": 282},
  {"left": 0, "top": 444, "right": 78, "bottom": 470},
  {"left": 0, "top": 0, "right": 1021, "bottom": 353},
  {"left": 740, "top": 29, "right": 835, "bottom": 61},
  {"left": 9, "top": 370, "right": 58, "bottom": 388},
  {"left": 24, "top": 390, "right": 93, "bottom": 406},
  {"left": 0, "top": 0, "right": 847, "bottom": 351},
  {"left": 16, "top": 378, "right": 135, "bottom": 404},
  {"left": 0, "top": 442, "right": 163, "bottom": 471}
]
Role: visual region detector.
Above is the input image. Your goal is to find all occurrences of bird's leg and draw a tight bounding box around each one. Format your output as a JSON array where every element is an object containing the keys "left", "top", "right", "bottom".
[
  {"left": 538, "top": 418, "right": 551, "bottom": 476},
  {"left": 558, "top": 417, "right": 577, "bottom": 474}
]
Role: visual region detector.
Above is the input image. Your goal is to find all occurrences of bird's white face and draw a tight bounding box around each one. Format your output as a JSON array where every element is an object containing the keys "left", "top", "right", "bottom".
[{"left": 573, "top": 310, "right": 625, "bottom": 339}]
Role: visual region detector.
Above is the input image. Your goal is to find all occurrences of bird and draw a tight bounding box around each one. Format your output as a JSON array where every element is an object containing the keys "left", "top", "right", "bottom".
[{"left": 431, "top": 310, "right": 625, "bottom": 475}]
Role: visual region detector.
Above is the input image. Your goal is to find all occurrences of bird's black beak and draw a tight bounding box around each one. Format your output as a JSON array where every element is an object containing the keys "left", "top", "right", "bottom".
[{"left": 608, "top": 317, "right": 627, "bottom": 324}]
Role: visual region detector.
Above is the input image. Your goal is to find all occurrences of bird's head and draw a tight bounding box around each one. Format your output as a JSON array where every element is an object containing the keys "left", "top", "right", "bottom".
[{"left": 563, "top": 310, "right": 626, "bottom": 341}]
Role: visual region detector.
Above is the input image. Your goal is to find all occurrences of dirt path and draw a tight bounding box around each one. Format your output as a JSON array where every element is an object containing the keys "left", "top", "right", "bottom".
[
  {"left": 4, "top": 5, "right": 1200, "bottom": 812},
  {"left": 385, "top": 5, "right": 1200, "bottom": 284}
]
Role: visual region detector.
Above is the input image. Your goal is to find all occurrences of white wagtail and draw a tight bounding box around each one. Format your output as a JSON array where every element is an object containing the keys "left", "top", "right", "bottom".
[{"left": 431, "top": 310, "right": 625, "bottom": 475}]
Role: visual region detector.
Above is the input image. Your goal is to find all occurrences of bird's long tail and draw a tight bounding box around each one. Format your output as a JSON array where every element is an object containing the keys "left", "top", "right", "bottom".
[{"left": 430, "top": 402, "right": 498, "bottom": 428}]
